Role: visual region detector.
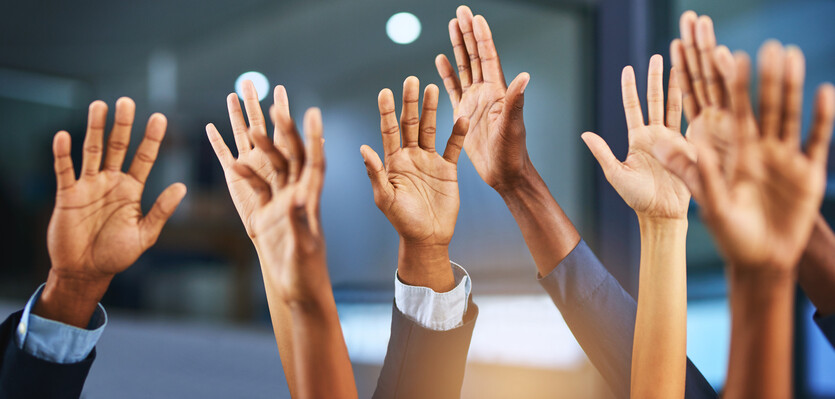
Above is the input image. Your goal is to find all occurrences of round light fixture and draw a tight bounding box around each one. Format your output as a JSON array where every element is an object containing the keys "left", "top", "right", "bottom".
[
  {"left": 235, "top": 71, "right": 269, "bottom": 101},
  {"left": 386, "top": 12, "right": 421, "bottom": 45}
]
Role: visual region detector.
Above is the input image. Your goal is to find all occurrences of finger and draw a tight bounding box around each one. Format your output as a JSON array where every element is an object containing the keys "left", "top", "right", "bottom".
[
  {"left": 52, "top": 131, "right": 76, "bottom": 191},
  {"left": 621, "top": 66, "right": 645, "bottom": 130},
  {"left": 103, "top": 97, "right": 135, "bottom": 172},
  {"left": 448, "top": 18, "right": 472, "bottom": 90},
  {"left": 378, "top": 88, "right": 401, "bottom": 160},
  {"left": 81, "top": 100, "right": 108, "bottom": 177},
  {"left": 232, "top": 163, "right": 271, "bottom": 205},
  {"left": 729, "top": 51, "right": 756, "bottom": 141},
  {"left": 128, "top": 113, "right": 167, "bottom": 184},
  {"left": 457, "top": 6, "right": 482, "bottom": 84},
  {"left": 653, "top": 137, "right": 704, "bottom": 201},
  {"left": 273, "top": 105, "right": 305, "bottom": 182},
  {"left": 301, "top": 107, "right": 326, "bottom": 198},
  {"left": 226, "top": 93, "right": 251, "bottom": 155},
  {"left": 435, "top": 54, "right": 462, "bottom": 109},
  {"left": 696, "top": 16, "right": 723, "bottom": 106},
  {"left": 680, "top": 11, "right": 708, "bottom": 108},
  {"left": 273, "top": 85, "right": 290, "bottom": 147},
  {"left": 419, "top": 84, "right": 439, "bottom": 152},
  {"left": 360, "top": 145, "right": 393, "bottom": 207},
  {"left": 758, "top": 40, "right": 786, "bottom": 139},
  {"left": 443, "top": 117, "right": 470, "bottom": 163},
  {"left": 504, "top": 73, "right": 530, "bottom": 124},
  {"left": 781, "top": 46, "right": 805, "bottom": 145},
  {"left": 805, "top": 83, "right": 835, "bottom": 166},
  {"left": 671, "top": 39, "right": 699, "bottom": 121},
  {"left": 140, "top": 182, "right": 187, "bottom": 249},
  {"left": 250, "top": 125, "right": 289, "bottom": 186},
  {"left": 713, "top": 45, "right": 736, "bottom": 98},
  {"left": 241, "top": 80, "right": 267, "bottom": 140},
  {"left": 473, "top": 15, "right": 505, "bottom": 87},
  {"left": 667, "top": 68, "right": 683, "bottom": 132},
  {"left": 581, "top": 132, "right": 622, "bottom": 180},
  {"left": 205, "top": 123, "right": 235, "bottom": 169},
  {"left": 401, "top": 76, "right": 421, "bottom": 147},
  {"left": 647, "top": 54, "right": 665, "bottom": 125}
]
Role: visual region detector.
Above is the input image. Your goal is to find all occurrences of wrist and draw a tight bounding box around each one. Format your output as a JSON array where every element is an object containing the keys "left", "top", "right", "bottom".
[
  {"left": 637, "top": 215, "right": 688, "bottom": 238},
  {"left": 496, "top": 160, "right": 542, "bottom": 200},
  {"left": 34, "top": 269, "right": 112, "bottom": 328},
  {"left": 397, "top": 239, "right": 454, "bottom": 292}
]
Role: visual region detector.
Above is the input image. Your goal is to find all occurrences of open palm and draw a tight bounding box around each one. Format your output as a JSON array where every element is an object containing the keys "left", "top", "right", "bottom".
[
  {"left": 361, "top": 77, "right": 469, "bottom": 246},
  {"left": 435, "top": 6, "right": 530, "bottom": 191},
  {"left": 207, "top": 81, "right": 294, "bottom": 240},
  {"left": 583, "top": 55, "right": 692, "bottom": 219},
  {"left": 48, "top": 98, "right": 186, "bottom": 278}
]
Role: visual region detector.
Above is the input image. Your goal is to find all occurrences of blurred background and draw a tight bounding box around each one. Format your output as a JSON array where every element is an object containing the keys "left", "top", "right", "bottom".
[{"left": 0, "top": 0, "right": 833, "bottom": 397}]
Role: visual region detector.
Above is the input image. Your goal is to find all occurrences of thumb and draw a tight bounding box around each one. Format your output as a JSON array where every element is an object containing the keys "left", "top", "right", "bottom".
[
  {"left": 140, "top": 182, "right": 187, "bottom": 248},
  {"left": 360, "top": 145, "right": 392, "bottom": 208},
  {"left": 504, "top": 72, "right": 530, "bottom": 124},
  {"left": 581, "top": 132, "right": 622, "bottom": 180}
]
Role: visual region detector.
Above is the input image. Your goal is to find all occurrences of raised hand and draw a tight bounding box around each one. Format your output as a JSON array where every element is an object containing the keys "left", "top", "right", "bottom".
[
  {"left": 41, "top": 98, "right": 186, "bottom": 327},
  {"left": 361, "top": 77, "right": 469, "bottom": 290},
  {"left": 582, "top": 55, "right": 692, "bottom": 220},
  {"left": 230, "top": 107, "right": 327, "bottom": 301},
  {"left": 207, "top": 80, "right": 293, "bottom": 240},
  {"left": 435, "top": 6, "right": 530, "bottom": 192},
  {"left": 658, "top": 43, "right": 835, "bottom": 271}
]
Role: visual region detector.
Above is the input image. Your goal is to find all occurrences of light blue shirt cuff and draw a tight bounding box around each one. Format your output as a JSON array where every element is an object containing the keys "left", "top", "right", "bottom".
[
  {"left": 394, "top": 262, "right": 472, "bottom": 331},
  {"left": 15, "top": 284, "right": 107, "bottom": 364}
]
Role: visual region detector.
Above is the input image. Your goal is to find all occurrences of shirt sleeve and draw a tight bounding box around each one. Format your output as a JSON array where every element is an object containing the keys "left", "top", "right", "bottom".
[
  {"left": 537, "top": 239, "right": 717, "bottom": 399},
  {"left": 814, "top": 311, "right": 835, "bottom": 348},
  {"left": 394, "top": 262, "right": 472, "bottom": 331},
  {"left": 15, "top": 284, "right": 107, "bottom": 364}
]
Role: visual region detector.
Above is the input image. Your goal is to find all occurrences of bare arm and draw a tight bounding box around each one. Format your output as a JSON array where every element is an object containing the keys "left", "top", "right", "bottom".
[
  {"left": 799, "top": 215, "right": 835, "bottom": 316},
  {"left": 657, "top": 41, "right": 835, "bottom": 399},
  {"left": 583, "top": 55, "right": 690, "bottom": 398},
  {"left": 230, "top": 106, "right": 357, "bottom": 398}
]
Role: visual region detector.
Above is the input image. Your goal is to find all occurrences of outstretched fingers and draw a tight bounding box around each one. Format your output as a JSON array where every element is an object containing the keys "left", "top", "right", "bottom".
[
  {"left": 419, "top": 85, "right": 439, "bottom": 152},
  {"left": 206, "top": 123, "right": 235, "bottom": 170},
  {"left": 448, "top": 18, "right": 472, "bottom": 90},
  {"left": 695, "top": 16, "right": 723, "bottom": 106},
  {"left": 472, "top": 14, "right": 505, "bottom": 86},
  {"left": 621, "top": 66, "right": 645, "bottom": 130},
  {"left": 457, "top": 6, "right": 482, "bottom": 84},
  {"left": 401, "top": 77, "right": 421, "bottom": 148},
  {"left": 679, "top": 11, "right": 708, "bottom": 109},
  {"left": 226, "top": 93, "right": 251, "bottom": 156},
  {"left": 128, "top": 113, "right": 167, "bottom": 185},
  {"left": 378, "top": 88, "right": 401, "bottom": 161},
  {"left": 671, "top": 39, "right": 699, "bottom": 121},
  {"left": 581, "top": 132, "right": 622, "bottom": 181},
  {"left": 757, "top": 41, "right": 786, "bottom": 139},
  {"left": 360, "top": 145, "right": 392, "bottom": 207},
  {"left": 53, "top": 131, "right": 76, "bottom": 191},
  {"left": 103, "top": 97, "right": 136, "bottom": 172},
  {"left": 81, "top": 101, "right": 108, "bottom": 177},
  {"left": 140, "top": 182, "right": 187, "bottom": 249},
  {"left": 667, "top": 68, "right": 683, "bottom": 132},
  {"left": 301, "top": 107, "right": 326, "bottom": 202},
  {"left": 435, "top": 54, "right": 462, "bottom": 109},
  {"left": 442, "top": 117, "right": 470, "bottom": 163},
  {"left": 806, "top": 84, "right": 835, "bottom": 166},
  {"left": 781, "top": 46, "right": 806, "bottom": 145},
  {"left": 647, "top": 54, "right": 665, "bottom": 125}
]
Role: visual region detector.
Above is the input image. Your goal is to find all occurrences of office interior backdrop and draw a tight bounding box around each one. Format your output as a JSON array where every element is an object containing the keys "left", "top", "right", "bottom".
[{"left": 0, "top": 0, "right": 832, "bottom": 398}]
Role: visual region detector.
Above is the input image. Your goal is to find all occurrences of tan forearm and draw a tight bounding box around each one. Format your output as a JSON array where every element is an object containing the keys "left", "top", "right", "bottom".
[
  {"left": 799, "top": 214, "right": 835, "bottom": 316},
  {"left": 255, "top": 248, "right": 298, "bottom": 398},
  {"left": 724, "top": 267, "right": 795, "bottom": 399},
  {"left": 498, "top": 164, "right": 581, "bottom": 277},
  {"left": 631, "top": 216, "right": 688, "bottom": 398},
  {"left": 33, "top": 269, "right": 113, "bottom": 329},
  {"left": 397, "top": 240, "right": 455, "bottom": 292},
  {"left": 287, "top": 291, "right": 358, "bottom": 399}
]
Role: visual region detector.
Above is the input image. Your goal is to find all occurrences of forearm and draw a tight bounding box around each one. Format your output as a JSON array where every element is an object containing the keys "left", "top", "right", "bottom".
[
  {"left": 498, "top": 164, "right": 581, "bottom": 277},
  {"left": 799, "top": 214, "right": 835, "bottom": 316},
  {"left": 33, "top": 269, "right": 111, "bottom": 329},
  {"left": 254, "top": 247, "right": 298, "bottom": 398},
  {"left": 724, "top": 267, "right": 795, "bottom": 399},
  {"left": 287, "top": 292, "right": 358, "bottom": 399},
  {"left": 631, "top": 217, "right": 688, "bottom": 398}
]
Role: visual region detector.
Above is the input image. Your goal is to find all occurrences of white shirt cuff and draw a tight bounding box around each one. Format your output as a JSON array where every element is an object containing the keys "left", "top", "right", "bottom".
[{"left": 394, "top": 262, "right": 472, "bottom": 331}]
